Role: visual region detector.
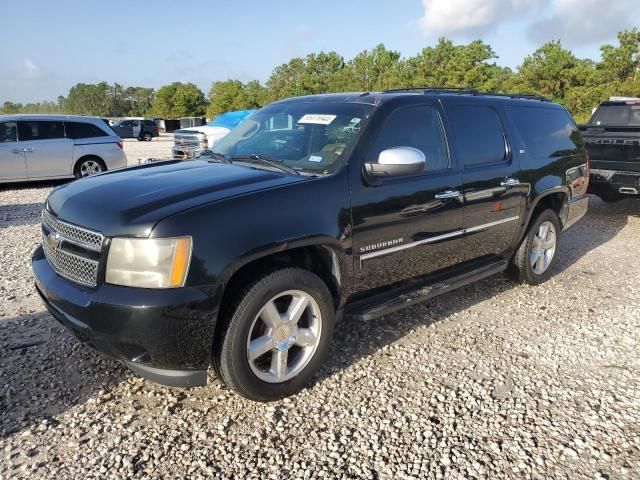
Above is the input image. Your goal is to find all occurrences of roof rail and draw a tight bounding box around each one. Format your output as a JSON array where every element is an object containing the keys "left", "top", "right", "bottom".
[
  {"left": 381, "top": 87, "right": 551, "bottom": 102},
  {"left": 382, "top": 87, "right": 479, "bottom": 94},
  {"left": 483, "top": 92, "right": 551, "bottom": 102}
]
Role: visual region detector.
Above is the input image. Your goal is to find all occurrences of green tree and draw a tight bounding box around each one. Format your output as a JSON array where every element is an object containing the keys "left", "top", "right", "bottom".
[
  {"left": 341, "top": 44, "right": 402, "bottom": 91},
  {"left": 401, "top": 38, "right": 511, "bottom": 91},
  {"left": 506, "top": 41, "right": 593, "bottom": 102},
  {"left": 151, "top": 82, "right": 206, "bottom": 118},
  {"left": 208, "top": 80, "right": 245, "bottom": 116}
]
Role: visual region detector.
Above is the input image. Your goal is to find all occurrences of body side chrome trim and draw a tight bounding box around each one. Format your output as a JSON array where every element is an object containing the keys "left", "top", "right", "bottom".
[
  {"left": 359, "top": 216, "right": 520, "bottom": 263},
  {"left": 465, "top": 216, "right": 520, "bottom": 233}
]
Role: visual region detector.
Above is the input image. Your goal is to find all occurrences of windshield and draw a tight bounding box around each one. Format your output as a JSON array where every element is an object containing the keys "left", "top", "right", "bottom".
[
  {"left": 211, "top": 102, "right": 373, "bottom": 176},
  {"left": 208, "top": 110, "right": 257, "bottom": 130}
]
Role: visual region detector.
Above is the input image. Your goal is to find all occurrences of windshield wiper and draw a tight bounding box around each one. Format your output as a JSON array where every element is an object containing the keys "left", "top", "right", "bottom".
[
  {"left": 231, "top": 154, "right": 300, "bottom": 175},
  {"left": 204, "top": 150, "right": 232, "bottom": 163}
]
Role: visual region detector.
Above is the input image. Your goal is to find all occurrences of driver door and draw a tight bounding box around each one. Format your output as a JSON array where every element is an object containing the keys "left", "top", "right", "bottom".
[{"left": 351, "top": 103, "right": 465, "bottom": 296}]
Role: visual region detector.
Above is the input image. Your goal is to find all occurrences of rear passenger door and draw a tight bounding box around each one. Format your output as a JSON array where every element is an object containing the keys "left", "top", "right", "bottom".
[
  {"left": 18, "top": 120, "right": 74, "bottom": 178},
  {"left": 0, "top": 121, "right": 27, "bottom": 181},
  {"left": 445, "top": 103, "right": 526, "bottom": 259}
]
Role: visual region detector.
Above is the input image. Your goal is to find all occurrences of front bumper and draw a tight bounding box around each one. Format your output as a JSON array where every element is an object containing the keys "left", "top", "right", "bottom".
[{"left": 32, "top": 246, "right": 219, "bottom": 387}]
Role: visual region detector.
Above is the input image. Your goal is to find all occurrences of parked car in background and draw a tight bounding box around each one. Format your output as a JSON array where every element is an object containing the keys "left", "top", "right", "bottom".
[
  {"left": 0, "top": 114, "right": 126, "bottom": 182},
  {"left": 173, "top": 109, "right": 256, "bottom": 158},
  {"left": 32, "top": 89, "right": 589, "bottom": 401},
  {"left": 579, "top": 98, "right": 640, "bottom": 202},
  {"left": 111, "top": 119, "right": 159, "bottom": 141}
]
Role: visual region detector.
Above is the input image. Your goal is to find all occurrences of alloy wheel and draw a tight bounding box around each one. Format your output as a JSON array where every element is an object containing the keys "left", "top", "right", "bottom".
[
  {"left": 246, "top": 290, "right": 322, "bottom": 383},
  {"left": 79, "top": 160, "right": 102, "bottom": 177},
  {"left": 530, "top": 220, "right": 557, "bottom": 275}
]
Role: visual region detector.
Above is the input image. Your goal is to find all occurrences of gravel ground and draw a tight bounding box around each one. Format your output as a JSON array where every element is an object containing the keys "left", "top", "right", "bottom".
[
  {"left": 123, "top": 134, "right": 175, "bottom": 166},
  {"left": 0, "top": 166, "right": 638, "bottom": 479}
]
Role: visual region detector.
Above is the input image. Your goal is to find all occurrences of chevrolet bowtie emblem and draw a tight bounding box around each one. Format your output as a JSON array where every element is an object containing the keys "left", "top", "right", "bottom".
[{"left": 45, "top": 230, "right": 62, "bottom": 251}]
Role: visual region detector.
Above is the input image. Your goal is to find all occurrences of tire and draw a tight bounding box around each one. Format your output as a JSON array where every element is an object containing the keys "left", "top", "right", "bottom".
[
  {"left": 213, "top": 268, "right": 335, "bottom": 401},
  {"left": 507, "top": 209, "right": 561, "bottom": 285},
  {"left": 142, "top": 132, "right": 153, "bottom": 141},
  {"left": 74, "top": 157, "right": 105, "bottom": 179}
]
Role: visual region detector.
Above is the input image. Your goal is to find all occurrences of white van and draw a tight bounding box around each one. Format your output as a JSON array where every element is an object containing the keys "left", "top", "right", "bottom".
[{"left": 0, "top": 114, "right": 127, "bottom": 183}]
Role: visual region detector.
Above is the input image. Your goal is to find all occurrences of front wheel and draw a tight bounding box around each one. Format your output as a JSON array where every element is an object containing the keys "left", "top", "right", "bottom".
[
  {"left": 507, "top": 209, "right": 561, "bottom": 285},
  {"left": 213, "top": 268, "right": 335, "bottom": 401}
]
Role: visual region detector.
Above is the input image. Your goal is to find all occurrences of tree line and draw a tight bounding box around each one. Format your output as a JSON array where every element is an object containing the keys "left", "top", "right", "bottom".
[{"left": 2, "top": 29, "right": 638, "bottom": 123}]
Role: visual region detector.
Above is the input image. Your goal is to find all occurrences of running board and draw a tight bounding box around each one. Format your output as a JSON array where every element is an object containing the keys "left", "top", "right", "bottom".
[{"left": 347, "top": 260, "right": 508, "bottom": 321}]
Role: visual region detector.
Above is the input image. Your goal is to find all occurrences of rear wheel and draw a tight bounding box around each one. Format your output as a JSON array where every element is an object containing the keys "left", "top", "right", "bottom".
[
  {"left": 213, "top": 268, "right": 335, "bottom": 401},
  {"left": 142, "top": 132, "right": 153, "bottom": 141},
  {"left": 75, "top": 157, "right": 105, "bottom": 179},
  {"left": 507, "top": 209, "right": 561, "bottom": 285}
]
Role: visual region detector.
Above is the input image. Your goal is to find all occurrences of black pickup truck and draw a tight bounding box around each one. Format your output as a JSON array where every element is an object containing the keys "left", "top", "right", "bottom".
[
  {"left": 32, "top": 89, "right": 589, "bottom": 401},
  {"left": 579, "top": 99, "right": 640, "bottom": 201}
]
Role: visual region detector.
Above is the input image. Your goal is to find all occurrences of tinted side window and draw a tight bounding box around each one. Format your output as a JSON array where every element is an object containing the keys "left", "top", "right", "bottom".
[
  {"left": 142, "top": 120, "right": 156, "bottom": 126},
  {"left": 507, "top": 106, "right": 580, "bottom": 158},
  {"left": 66, "top": 122, "right": 108, "bottom": 139},
  {"left": 449, "top": 105, "right": 506, "bottom": 166},
  {"left": 0, "top": 122, "right": 18, "bottom": 143},
  {"left": 17, "top": 121, "right": 65, "bottom": 141},
  {"left": 370, "top": 105, "right": 449, "bottom": 171}
]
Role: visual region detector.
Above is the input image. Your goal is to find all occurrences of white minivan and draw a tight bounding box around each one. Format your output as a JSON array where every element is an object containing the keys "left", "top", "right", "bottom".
[{"left": 0, "top": 114, "right": 127, "bottom": 183}]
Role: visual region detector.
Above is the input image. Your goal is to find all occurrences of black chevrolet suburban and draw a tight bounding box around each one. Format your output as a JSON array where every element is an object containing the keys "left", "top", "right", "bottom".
[
  {"left": 579, "top": 99, "right": 640, "bottom": 202},
  {"left": 32, "top": 89, "right": 589, "bottom": 401}
]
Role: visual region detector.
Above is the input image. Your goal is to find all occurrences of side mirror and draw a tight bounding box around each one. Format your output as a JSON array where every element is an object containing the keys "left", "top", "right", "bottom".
[{"left": 364, "top": 147, "right": 426, "bottom": 180}]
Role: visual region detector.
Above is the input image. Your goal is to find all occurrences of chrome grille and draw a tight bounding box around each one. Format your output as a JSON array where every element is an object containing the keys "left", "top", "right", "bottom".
[
  {"left": 41, "top": 209, "right": 102, "bottom": 287},
  {"left": 174, "top": 133, "right": 203, "bottom": 148},
  {"left": 42, "top": 209, "right": 103, "bottom": 251}
]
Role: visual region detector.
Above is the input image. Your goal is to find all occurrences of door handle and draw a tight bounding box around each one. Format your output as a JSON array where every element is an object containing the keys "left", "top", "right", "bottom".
[
  {"left": 23, "top": 147, "right": 35, "bottom": 153},
  {"left": 500, "top": 178, "right": 520, "bottom": 187},
  {"left": 435, "top": 190, "right": 461, "bottom": 199}
]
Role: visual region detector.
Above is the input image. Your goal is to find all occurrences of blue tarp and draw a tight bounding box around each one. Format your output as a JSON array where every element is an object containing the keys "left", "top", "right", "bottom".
[{"left": 208, "top": 109, "right": 257, "bottom": 130}]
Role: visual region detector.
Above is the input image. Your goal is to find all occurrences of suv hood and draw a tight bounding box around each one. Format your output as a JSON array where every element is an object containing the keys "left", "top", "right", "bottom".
[
  {"left": 175, "top": 126, "right": 230, "bottom": 137},
  {"left": 47, "top": 160, "right": 306, "bottom": 237}
]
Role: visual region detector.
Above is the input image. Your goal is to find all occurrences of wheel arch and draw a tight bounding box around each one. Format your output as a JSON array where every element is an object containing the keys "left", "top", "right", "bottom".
[
  {"left": 217, "top": 241, "right": 347, "bottom": 317},
  {"left": 518, "top": 187, "right": 569, "bottom": 244}
]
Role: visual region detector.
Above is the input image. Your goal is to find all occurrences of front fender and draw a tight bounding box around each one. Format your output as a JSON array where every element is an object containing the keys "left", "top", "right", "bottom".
[{"left": 150, "top": 171, "right": 353, "bottom": 301}]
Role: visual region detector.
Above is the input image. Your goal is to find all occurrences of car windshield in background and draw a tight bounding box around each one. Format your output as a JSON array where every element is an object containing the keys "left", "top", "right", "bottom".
[
  {"left": 208, "top": 109, "right": 257, "bottom": 130},
  {"left": 211, "top": 103, "right": 373, "bottom": 176}
]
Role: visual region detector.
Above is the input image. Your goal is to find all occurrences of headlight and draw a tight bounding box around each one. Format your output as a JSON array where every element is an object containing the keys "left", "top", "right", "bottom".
[{"left": 106, "top": 237, "right": 192, "bottom": 288}]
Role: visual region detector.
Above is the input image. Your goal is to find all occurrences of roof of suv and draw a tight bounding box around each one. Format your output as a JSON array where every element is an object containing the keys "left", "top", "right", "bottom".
[
  {"left": 273, "top": 89, "right": 563, "bottom": 110},
  {"left": 0, "top": 114, "right": 106, "bottom": 122}
]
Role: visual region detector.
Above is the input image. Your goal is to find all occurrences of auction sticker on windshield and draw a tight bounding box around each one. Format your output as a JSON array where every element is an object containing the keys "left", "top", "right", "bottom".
[{"left": 298, "top": 114, "right": 337, "bottom": 125}]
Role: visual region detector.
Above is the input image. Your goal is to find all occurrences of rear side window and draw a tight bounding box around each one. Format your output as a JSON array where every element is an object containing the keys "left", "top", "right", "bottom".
[
  {"left": 17, "top": 121, "right": 65, "bottom": 141},
  {"left": 0, "top": 122, "right": 18, "bottom": 143},
  {"left": 370, "top": 105, "right": 449, "bottom": 171},
  {"left": 142, "top": 120, "right": 156, "bottom": 126},
  {"left": 448, "top": 105, "right": 506, "bottom": 166},
  {"left": 508, "top": 106, "right": 581, "bottom": 158},
  {"left": 66, "top": 122, "right": 108, "bottom": 139}
]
